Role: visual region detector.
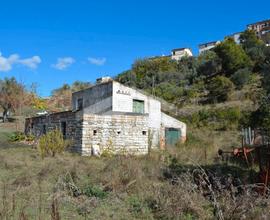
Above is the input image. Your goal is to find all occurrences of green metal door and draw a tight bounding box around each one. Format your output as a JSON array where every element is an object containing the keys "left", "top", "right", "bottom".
[
  {"left": 165, "top": 128, "right": 180, "bottom": 146},
  {"left": 133, "top": 100, "right": 144, "bottom": 114}
]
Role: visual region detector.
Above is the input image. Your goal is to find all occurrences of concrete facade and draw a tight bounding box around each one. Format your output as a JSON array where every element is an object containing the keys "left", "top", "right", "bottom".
[
  {"left": 227, "top": 32, "right": 242, "bottom": 44},
  {"left": 171, "top": 48, "right": 193, "bottom": 61},
  {"left": 25, "top": 79, "right": 187, "bottom": 156},
  {"left": 198, "top": 41, "right": 221, "bottom": 54}
]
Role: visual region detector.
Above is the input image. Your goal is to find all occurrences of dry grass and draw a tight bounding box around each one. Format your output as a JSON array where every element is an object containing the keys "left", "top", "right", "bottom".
[{"left": 0, "top": 122, "right": 270, "bottom": 219}]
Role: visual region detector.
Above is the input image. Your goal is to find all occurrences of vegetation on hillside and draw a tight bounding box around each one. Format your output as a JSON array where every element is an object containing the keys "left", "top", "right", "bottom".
[
  {"left": 0, "top": 29, "right": 269, "bottom": 219},
  {"left": 116, "top": 30, "right": 270, "bottom": 130}
]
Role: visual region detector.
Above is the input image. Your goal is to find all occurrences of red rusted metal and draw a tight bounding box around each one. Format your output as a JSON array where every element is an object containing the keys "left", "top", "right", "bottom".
[{"left": 218, "top": 128, "right": 270, "bottom": 194}]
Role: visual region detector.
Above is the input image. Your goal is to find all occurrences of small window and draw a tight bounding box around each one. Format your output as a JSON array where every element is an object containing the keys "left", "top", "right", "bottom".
[
  {"left": 77, "top": 98, "right": 83, "bottom": 110},
  {"left": 117, "top": 131, "right": 121, "bottom": 135},
  {"left": 133, "top": 99, "right": 144, "bottom": 114},
  {"left": 142, "top": 131, "right": 147, "bottom": 135},
  {"left": 42, "top": 125, "right": 46, "bottom": 134},
  {"left": 31, "top": 123, "right": 34, "bottom": 129},
  {"left": 93, "top": 130, "right": 97, "bottom": 136},
  {"left": 61, "top": 121, "right": 67, "bottom": 139}
]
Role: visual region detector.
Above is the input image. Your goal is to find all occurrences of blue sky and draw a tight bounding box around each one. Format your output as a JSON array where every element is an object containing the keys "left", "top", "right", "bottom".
[{"left": 0, "top": 0, "right": 269, "bottom": 96}]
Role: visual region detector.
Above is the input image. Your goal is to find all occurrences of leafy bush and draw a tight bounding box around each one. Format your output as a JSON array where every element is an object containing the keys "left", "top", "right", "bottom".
[
  {"left": 83, "top": 185, "right": 108, "bottom": 199},
  {"left": 207, "top": 76, "right": 234, "bottom": 103},
  {"left": 9, "top": 132, "right": 35, "bottom": 142},
  {"left": 38, "top": 129, "right": 69, "bottom": 158},
  {"left": 185, "top": 107, "right": 242, "bottom": 129},
  {"left": 9, "top": 132, "right": 26, "bottom": 142},
  {"left": 231, "top": 68, "right": 252, "bottom": 89},
  {"left": 250, "top": 95, "right": 270, "bottom": 130}
]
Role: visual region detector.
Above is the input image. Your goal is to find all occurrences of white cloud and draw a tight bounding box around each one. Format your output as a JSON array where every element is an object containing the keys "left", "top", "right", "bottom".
[
  {"left": 18, "top": 56, "right": 41, "bottom": 69},
  {"left": 0, "top": 53, "right": 19, "bottom": 72},
  {"left": 88, "top": 57, "right": 106, "bottom": 66},
  {"left": 0, "top": 52, "right": 41, "bottom": 72},
  {"left": 52, "top": 57, "right": 75, "bottom": 70}
]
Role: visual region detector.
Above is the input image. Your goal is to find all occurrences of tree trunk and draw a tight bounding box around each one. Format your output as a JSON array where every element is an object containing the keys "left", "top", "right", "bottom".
[{"left": 2, "top": 109, "right": 8, "bottom": 123}]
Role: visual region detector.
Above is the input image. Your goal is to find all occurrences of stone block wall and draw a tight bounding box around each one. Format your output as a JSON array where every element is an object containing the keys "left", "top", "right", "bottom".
[
  {"left": 81, "top": 114, "right": 149, "bottom": 156},
  {"left": 25, "top": 111, "right": 83, "bottom": 152}
]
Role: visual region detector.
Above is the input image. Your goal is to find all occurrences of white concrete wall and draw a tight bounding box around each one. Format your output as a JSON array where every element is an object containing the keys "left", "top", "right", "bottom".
[
  {"left": 72, "top": 82, "right": 113, "bottom": 111},
  {"left": 199, "top": 41, "right": 221, "bottom": 54},
  {"left": 171, "top": 49, "right": 193, "bottom": 61},
  {"left": 83, "top": 97, "right": 112, "bottom": 114},
  {"left": 112, "top": 82, "right": 161, "bottom": 148}
]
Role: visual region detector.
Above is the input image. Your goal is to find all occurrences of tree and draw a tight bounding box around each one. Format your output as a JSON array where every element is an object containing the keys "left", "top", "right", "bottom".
[
  {"left": 214, "top": 38, "right": 252, "bottom": 75},
  {"left": 154, "top": 82, "right": 184, "bottom": 103},
  {"left": 230, "top": 68, "right": 252, "bottom": 89},
  {"left": 207, "top": 76, "right": 234, "bottom": 103},
  {"left": 260, "top": 46, "right": 270, "bottom": 94},
  {"left": 197, "top": 51, "right": 222, "bottom": 78},
  {"left": 251, "top": 95, "right": 270, "bottom": 130},
  {"left": 240, "top": 30, "right": 266, "bottom": 71},
  {"left": 0, "top": 77, "right": 25, "bottom": 122},
  {"left": 240, "top": 30, "right": 264, "bottom": 51},
  {"left": 49, "top": 81, "right": 92, "bottom": 111},
  {"left": 71, "top": 81, "right": 92, "bottom": 92}
]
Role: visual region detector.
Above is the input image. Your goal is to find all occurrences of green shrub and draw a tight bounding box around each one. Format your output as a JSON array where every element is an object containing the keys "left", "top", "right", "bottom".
[
  {"left": 9, "top": 132, "right": 26, "bottom": 142},
  {"left": 186, "top": 107, "right": 242, "bottom": 129},
  {"left": 38, "top": 129, "right": 69, "bottom": 158},
  {"left": 207, "top": 76, "right": 234, "bottom": 103},
  {"left": 83, "top": 185, "right": 108, "bottom": 199},
  {"left": 9, "top": 132, "right": 36, "bottom": 142},
  {"left": 231, "top": 68, "right": 252, "bottom": 89}
]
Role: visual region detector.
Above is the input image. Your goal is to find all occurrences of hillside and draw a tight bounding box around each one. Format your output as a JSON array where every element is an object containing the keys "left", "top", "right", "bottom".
[{"left": 116, "top": 30, "right": 270, "bottom": 131}]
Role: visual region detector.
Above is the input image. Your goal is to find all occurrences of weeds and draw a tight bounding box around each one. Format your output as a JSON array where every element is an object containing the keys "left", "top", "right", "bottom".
[
  {"left": 1, "top": 125, "right": 270, "bottom": 219},
  {"left": 38, "top": 129, "right": 70, "bottom": 158}
]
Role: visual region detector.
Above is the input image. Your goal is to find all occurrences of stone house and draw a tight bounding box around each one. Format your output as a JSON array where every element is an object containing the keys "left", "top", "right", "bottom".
[{"left": 25, "top": 78, "right": 186, "bottom": 156}]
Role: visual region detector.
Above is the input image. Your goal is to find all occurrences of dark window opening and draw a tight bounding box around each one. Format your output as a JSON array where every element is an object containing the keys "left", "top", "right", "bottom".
[
  {"left": 117, "top": 131, "right": 121, "bottom": 135},
  {"left": 61, "top": 121, "right": 67, "bottom": 139},
  {"left": 93, "top": 130, "right": 97, "bottom": 136},
  {"left": 42, "top": 125, "right": 46, "bottom": 135},
  {"left": 142, "top": 131, "right": 147, "bottom": 135},
  {"left": 77, "top": 98, "right": 83, "bottom": 110},
  {"left": 31, "top": 123, "right": 34, "bottom": 129}
]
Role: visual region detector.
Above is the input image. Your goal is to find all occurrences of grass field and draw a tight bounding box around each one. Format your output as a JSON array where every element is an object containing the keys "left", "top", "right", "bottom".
[{"left": 0, "top": 122, "right": 269, "bottom": 219}]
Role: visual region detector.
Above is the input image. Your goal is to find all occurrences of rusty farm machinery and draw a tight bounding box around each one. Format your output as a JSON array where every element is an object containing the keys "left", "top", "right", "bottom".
[{"left": 218, "top": 128, "right": 270, "bottom": 194}]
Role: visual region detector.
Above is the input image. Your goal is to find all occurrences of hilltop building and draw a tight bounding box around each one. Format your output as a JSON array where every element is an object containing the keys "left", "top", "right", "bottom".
[
  {"left": 25, "top": 78, "right": 186, "bottom": 156},
  {"left": 227, "top": 32, "right": 242, "bottom": 44},
  {"left": 247, "top": 19, "right": 270, "bottom": 45},
  {"left": 198, "top": 41, "right": 221, "bottom": 54},
  {"left": 171, "top": 48, "right": 193, "bottom": 61},
  {"left": 247, "top": 19, "right": 270, "bottom": 38}
]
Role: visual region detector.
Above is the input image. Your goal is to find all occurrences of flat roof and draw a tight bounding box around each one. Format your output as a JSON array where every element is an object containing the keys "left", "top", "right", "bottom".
[
  {"left": 71, "top": 80, "right": 113, "bottom": 95},
  {"left": 171, "top": 48, "right": 191, "bottom": 52},
  {"left": 198, "top": 41, "right": 219, "bottom": 47},
  {"left": 26, "top": 110, "right": 74, "bottom": 120},
  {"left": 247, "top": 19, "right": 270, "bottom": 26}
]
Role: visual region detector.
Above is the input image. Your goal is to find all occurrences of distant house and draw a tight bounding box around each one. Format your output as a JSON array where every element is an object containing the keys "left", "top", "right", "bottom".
[
  {"left": 227, "top": 32, "right": 242, "bottom": 44},
  {"left": 171, "top": 48, "right": 193, "bottom": 61},
  {"left": 25, "top": 77, "right": 186, "bottom": 156},
  {"left": 247, "top": 19, "right": 270, "bottom": 38},
  {"left": 247, "top": 19, "right": 270, "bottom": 46},
  {"left": 198, "top": 41, "right": 221, "bottom": 54}
]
